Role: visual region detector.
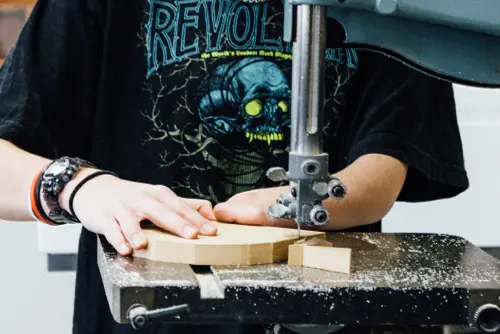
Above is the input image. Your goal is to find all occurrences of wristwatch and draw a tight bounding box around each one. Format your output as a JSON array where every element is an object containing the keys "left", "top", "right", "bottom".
[{"left": 40, "top": 156, "right": 95, "bottom": 225}]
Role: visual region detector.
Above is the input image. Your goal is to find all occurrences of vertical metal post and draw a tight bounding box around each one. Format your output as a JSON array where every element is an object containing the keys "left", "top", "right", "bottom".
[
  {"left": 266, "top": 4, "right": 346, "bottom": 227},
  {"left": 291, "top": 5, "right": 326, "bottom": 156}
]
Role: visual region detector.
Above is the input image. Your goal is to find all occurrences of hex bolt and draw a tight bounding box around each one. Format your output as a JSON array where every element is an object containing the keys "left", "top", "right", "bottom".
[
  {"left": 134, "top": 315, "right": 147, "bottom": 328},
  {"left": 328, "top": 178, "right": 346, "bottom": 199},
  {"left": 315, "top": 211, "right": 327, "bottom": 223},
  {"left": 302, "top": 161, "right": 320, "bottom": 176},
  {"left": 310, "top": 206, "right": 329, "bottom": 225},
  {"left": 332, "top": 186, "right": 345, "bottom": 198}
]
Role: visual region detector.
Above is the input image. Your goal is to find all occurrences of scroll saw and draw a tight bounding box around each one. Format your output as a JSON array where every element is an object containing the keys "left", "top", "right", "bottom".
[
  {"left": 267, "top": 0, "right": 500, "bottom": 228},
  {"left": 98, "top": 1, "right": 500, "bottom": 333}
]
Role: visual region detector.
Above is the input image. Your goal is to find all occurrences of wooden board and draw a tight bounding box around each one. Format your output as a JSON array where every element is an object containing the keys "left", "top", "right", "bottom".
[{"left": 132, "top": 223, "right": 325, "bottom": 266}]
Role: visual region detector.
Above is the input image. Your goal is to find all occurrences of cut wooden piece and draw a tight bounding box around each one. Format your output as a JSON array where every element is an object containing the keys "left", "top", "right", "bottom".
[
  {"left": 303, "top": 246, "right": 352, "bottom": 274},
  {"left": 294, "top": 237, "right": 333, "bottom": 247},
  {"left": 132, "top": 223, "right": 325, "bottom": 266},
  {"left": 288, "top": 244, "right": 304, "bottom": 266},
  {"left": 288, "top": 242, "right": 352, "bottom": 274},
  {"left": 288, "top": 237, "right": 333, "bottom": 266}
]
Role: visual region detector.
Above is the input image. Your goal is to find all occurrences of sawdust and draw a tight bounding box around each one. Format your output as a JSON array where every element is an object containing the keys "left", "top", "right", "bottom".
[
  {"left": 211, "top": 233, "right": 500, "bottom": 293},
  {"left": 100, "top": 253, "right": 197, "bottom": 288},
  {"left": 99, "top": 232, "right": 500, "bottom": 297}
]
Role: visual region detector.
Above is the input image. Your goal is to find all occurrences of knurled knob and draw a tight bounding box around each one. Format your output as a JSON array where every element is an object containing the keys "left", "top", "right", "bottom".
[{"left": 474, "top": 303, "right": 500, "bottom": 333}]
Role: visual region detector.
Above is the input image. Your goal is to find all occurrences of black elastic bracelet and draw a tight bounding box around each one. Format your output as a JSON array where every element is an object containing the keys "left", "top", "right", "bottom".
[{"left": 68, "top": 170, "right": 118, "bottom": 219}]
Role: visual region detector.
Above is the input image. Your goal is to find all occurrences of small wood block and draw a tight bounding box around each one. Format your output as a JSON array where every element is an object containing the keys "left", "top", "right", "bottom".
[
  {"left": 303, "top": 246, "right": 351, "bottom": 274},
  {"left": 288, "top": 237, "right": 333, "bottom": 266},
  {"left": 288, "top": 241, "right": 352, "bottom": 274},
  {"left": 132, "top": 223, "right": 325, "bottom": 266},
  {"left": 295, "top": 237, "right": 333, "bottom": 247},
  {"left": 288, "top": 244, "right": 304, "bottom": 266}
]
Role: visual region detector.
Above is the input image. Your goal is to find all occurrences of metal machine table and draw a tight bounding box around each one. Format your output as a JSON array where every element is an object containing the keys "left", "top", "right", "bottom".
[{"left": 98, "top": 232, "right": 500, "bottom": 332}]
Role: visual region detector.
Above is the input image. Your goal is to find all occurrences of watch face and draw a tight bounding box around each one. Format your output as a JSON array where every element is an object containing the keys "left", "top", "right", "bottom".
[{"left": 46, "top": 160, "right": 69, "bottom": 175}]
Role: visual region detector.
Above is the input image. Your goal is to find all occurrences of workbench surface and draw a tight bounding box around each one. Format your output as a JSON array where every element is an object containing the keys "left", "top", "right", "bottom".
[{"left": 98, "top": 232, "right": 500, "bottom": 331}]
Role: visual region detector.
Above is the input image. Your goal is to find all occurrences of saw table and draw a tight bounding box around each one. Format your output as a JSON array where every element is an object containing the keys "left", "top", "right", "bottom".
[{"left": 98, "top": 232, "right": 500, "bottom": 333}]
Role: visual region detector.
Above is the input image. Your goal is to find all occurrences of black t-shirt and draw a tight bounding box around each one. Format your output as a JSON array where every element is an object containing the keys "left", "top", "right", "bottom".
[{"left": 0, "top": 0, "right": 469, "bottom": 333}]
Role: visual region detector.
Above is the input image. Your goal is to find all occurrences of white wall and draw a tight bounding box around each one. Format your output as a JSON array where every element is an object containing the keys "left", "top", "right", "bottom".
[
  {"left": 0, "top": 84, "right": 499, "bottom": 334},
  {"left": 0, "top": 221, "right": 76, "bottom": 334},
  {"left": 383, "top": 85, "right": 500, "bottom": 247}
]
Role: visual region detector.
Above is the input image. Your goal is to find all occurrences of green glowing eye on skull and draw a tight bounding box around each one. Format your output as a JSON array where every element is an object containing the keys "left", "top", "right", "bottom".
[
  {"left": 278, "top": 100, "right": 288, "bottom": 113},
  {"left": 245, "top": 99, "right": 262, "bottom": 116}
]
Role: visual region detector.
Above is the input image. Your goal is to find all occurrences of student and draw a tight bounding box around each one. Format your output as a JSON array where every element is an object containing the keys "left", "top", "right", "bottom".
[{"left": 0, "top": 0, "right": 468, "bottom": 333}]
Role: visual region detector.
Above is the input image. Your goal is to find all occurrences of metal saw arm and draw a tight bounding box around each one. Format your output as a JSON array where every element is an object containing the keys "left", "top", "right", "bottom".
[
  {"left": 288, "top": 0, "right": 500, "bottom": 88},
  {"left": 266, "top": 0, "right": 500, "bottom": 228}
]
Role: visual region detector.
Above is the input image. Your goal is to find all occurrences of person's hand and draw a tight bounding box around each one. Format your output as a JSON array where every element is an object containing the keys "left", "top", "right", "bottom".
[
  {"left": 58, "top": 168, "right": 218, "bottom": 256},
  {"left": 213, "top": 186, "right": 295, "bottom": 228}
]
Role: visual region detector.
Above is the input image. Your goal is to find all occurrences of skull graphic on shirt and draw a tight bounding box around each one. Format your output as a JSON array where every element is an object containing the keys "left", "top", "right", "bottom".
[{"left": 198, "top": 57, "right": 291, "bottom": 145}]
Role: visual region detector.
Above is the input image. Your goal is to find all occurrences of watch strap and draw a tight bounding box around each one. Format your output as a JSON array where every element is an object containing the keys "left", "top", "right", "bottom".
[
  {"left": 41, "top": 157, "right": 95, "bottom": 199},
  {"left": 29, "top": 162, "right": 57, "bottom": 226},
  {"left": 40, "top": 157, "right": 96, "bottom": 225}
]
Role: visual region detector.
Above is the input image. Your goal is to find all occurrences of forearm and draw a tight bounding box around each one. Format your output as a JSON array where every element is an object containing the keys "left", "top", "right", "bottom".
[
  {"left": 0, "top": 139, "right": 101, "bottom": 222},
  {"left": 323, "top": 153, "right": 408, "bottom": 230},
  {"left": 0, "top": 139, "right": 51, "bottom": 221}
]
